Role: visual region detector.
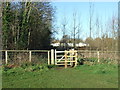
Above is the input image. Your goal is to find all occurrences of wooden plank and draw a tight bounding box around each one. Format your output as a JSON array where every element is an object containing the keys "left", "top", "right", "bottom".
[
  {"left": 57, "top": 55, "right": 65, "bottom": 62},
  {"left": 56, "top": 64, "right": 65, "bottom": 65},
  {"left": 70, "top": 51, "right": 73, "bottom": 66},
  {"left": 77, "top": 50, "right": 120, "bottom": 53},
  {"left": 67, "top": 56, "right": 77, "bottom": 57},
  {"left": 48, "top": 51, "right": 50, "bottom": 65},
  {"left": 97, "top": 51, "right": 100, "bottom": 63},
  {"left": 57, "top": 60, "right": 65, "bottom": 62},
  {"left": 5, "top": 51, "right": 8, "bottom": 64},
  {"left": 65, "top": 61, "right": 76, "bottom": 62},
  {"left": 55, "top": 49, "right": 57, "bottom": 65},
  {"left": 56, "top": 61, "right": 76, "bottom": 62},
  {"left": 29, "top": 50, "right": 49, "bottom": 52},
  {"left": 0, "top": 50, "right": 119, "bottom": 53},
  {"left": 56, "top": 64, "right": 71, "bottom": 65},
  {"left": 65, "top": 51, "right": 77, "bottom": 53},
  {"left": 65, "top": 50, "right": 67, "bottom": 68},
  {"left": 57, "top": 59, "right": 65, "bottom": 60},
  {"left": 56, "top": 55, "right": 64, "bottom": 57},
  {"left": 56, "top": 51, "right": 65, "bottom": 53},
  {"left": 74, "top": 52, "right": 78, "bottom": 67},
  {"left": 0, "top": 50, "right": 49, "bottom": 52},
  {"left": 29, "top": 51, "right": 32, "bottom": 62},
  {"left": 51, "top": 49, "right": 54, "bottom": 65}
]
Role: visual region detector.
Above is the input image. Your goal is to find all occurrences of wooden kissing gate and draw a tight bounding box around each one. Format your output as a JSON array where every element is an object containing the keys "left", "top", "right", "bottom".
[{"left": 48, "top": 49, "right": 78, "bottom": 68}]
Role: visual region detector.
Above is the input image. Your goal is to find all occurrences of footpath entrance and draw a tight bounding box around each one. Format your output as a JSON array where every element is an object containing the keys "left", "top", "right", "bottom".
[{"left": 48, "top": 49, "right": 78, "bottom": 68}]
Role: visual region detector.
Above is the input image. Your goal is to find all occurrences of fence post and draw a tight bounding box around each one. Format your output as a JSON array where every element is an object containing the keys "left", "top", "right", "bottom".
[
  {"left": 55, "top": 49, "right": 57, "bottom": 65},
  {"left": 97, "top": 51, "right": 100, "bottom": 63},
  {"left": 29, "top": 51, "right": 31, "bottom": 62},
  {"left": 5, "top": 50, "right": 8, "bottom": 64},
  {"left": 115, "top": 51, "right": 117, "bottom": 60},
  {"left": 65, "top": 50, "right": 67, "bottom": 68},
  {"left": 48, "top": 51, "right": 50, "bottom": 65},
  {"left": 70, "top": 50, "right": 72, "bottom": 66},
  {"left": 51, "top": 49, "right": 54, "bottom": 65},
  {"left": 75, "top": 51, "right": 78, "bottom": 67}
]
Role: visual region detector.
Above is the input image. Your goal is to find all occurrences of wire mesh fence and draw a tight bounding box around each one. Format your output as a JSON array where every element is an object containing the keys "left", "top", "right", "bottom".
[
  {"left": 0, "top": 50, "right": 119, "bottom": 65},
  {"left": 1, "top": 50, "right": 49, "bottom": 65},
  {"left": 77, "top": 50, "right": 119, "bottom": 64}
]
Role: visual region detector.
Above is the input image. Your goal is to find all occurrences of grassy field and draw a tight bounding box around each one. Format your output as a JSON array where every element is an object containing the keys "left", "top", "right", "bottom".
[{"left": 2, "top": 63, "right": 118, "bottom": 88}]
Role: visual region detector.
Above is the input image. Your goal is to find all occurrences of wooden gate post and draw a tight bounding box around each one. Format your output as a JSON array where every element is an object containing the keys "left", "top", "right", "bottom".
[
  {"left": 70, "top": 50, "right": 72, "bottom": 66},
  {"left": 55, "top": 49, "right": 57, "bottom": 65},
  {"left": 51, "top": 49, "right": 54, "bottom": 65},
  {"left": 97, "top": 51, "right": 100, "bottom": 63},
  {"left": 29, "top": 51, "right": 32, "bottom": 62},
  {"left": 48, "top": 51, "right": 50, "bottom": 65},
  {"left": 74, "top": 51, "right": 78, "bottom": 67},
  {"left": 65, "top": 50, "right": 67, "bottom": 68},
  {"left": 5, "top": 50, "right": 8, "bottom": 64}
]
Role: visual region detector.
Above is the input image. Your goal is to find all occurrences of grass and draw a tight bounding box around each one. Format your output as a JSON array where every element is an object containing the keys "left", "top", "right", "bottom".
[{"left": 2, "top": 63, "right": 118, "bottom": 88}]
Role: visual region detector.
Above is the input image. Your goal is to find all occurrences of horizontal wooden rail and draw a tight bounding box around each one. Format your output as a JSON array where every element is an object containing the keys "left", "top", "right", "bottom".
[
  {"left": 1, "top": 50, "right": 119, "bottom": 53},
  {"left": 56, "top": 61, "right": 76, "bottom": 62},
  {"left": 56, "top": 51, "right": 65, "bottom": 53},
  {"left": 56, "top": 64, "right": 71, "bottom": 65},
  {"left": 77, "top": 50, "right": 120, "bottom": 53},
  {"left": 55, "top": 64, "right": 65, "bottom": 65},
  {"left": 56, "top": 50, "right": 77, "bottom": 53},
  {"left": 65, "top": 61, "right": 76, "bottom": 62},
  {"left": 56, "top": 59, "right": 65, "bottom": 61},
  {"left": 0, "top": 50, "right": 49, "bottom": 52},
  {"left": 65, "top": 51, "right": 77, "bottom": 53},
  {"left": 67, "top": 56, "right": 77, "bottom": 57},
  {"left": 56, "top": 55, "right": 65, "bottom": 57}
]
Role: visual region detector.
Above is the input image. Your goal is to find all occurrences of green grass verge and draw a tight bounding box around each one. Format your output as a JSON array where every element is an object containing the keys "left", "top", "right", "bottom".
[{"left": 2, "top": 64, "right": 118, "bottom": 88}]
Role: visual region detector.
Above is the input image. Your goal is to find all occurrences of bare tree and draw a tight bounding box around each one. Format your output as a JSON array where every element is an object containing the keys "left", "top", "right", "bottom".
[
  {"left": 60, "top": 13, "right": 68, "bottom": 49},
  {"left": 73, "top": 11, "right": 77, "bottom": 48},
  {"left": 70, "top": 10, "right": 83, "bottom": 49},
  {"left": 110, "top": 14, "right": 118, "bottom": 51},
  {"left": 89, "top": 2, "right": 94, "bottom": 39},
  {"left": 95, "top": 14, "right": 100, "bottom": 50},
  {"left": 77, "top": 14, "right": 82, "bottom": 42},
  {"left": 88, "top": 2, "right": 94, "bottom": 58},
  {"left": 62, "top": 15, "right": 67, "bottom": 38}
]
